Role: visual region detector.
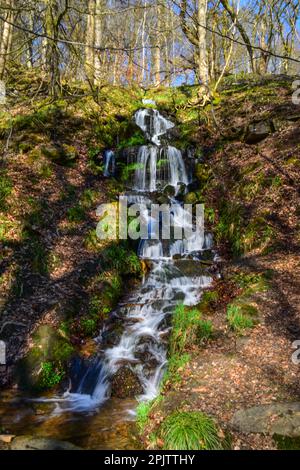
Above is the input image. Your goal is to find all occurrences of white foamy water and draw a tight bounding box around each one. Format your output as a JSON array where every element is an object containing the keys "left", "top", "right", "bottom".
[{"left": 32, "top": 108, "right": 214, "bottom": 414}]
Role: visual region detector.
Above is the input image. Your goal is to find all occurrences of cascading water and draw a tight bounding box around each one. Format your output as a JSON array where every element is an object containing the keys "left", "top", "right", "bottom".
[
  {"left": 103, "top": 149, "right": 116, "bottom": 177},
  {"left": 54, "top": 107, "right": 214, "bottom": 412},
  {"left": 3, "top": 106, "right": 215, "bottom": 447}
]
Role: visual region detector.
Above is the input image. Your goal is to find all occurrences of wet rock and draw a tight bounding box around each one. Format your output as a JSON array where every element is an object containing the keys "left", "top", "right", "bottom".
[
  {"left": 163, "top": 184, "right": 176, "bottom": 198},
  {"left": 110, "top": 366, "right": 143, "bottom": 398},
  {"left": 176, "top": 182, "right": 187, "bottom": 200},
  {"left": 10, "top": 436, "right": 82, "bottom": 450},
  {"left": 187, "top": 181, "right": 200, "bottom": 192},
  {"left": 230, "top": 402, "right": 300, "bottom": 437},
  {"left": 156, "top": 194, "right": 169, "bottom": 205},
  {"left": 101, "top": 321, "right": 124, "bottom": 347},
  {"left": 244, "top": 120, "right": 275, "bottom": 144}
]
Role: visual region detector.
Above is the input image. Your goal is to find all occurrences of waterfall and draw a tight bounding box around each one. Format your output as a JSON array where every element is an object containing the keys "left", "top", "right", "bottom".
[
  {"left": 34, "top": 106, "right": 214, "bottom": 415},
  {"left": 134, "top": 109, "right": 174, "bottom": 146},
  {"left": 103, "top": 149, "right": 116, "bottom": 177},
  {"left": 132, "top": 109, "right": 188, "bottom": 192}
]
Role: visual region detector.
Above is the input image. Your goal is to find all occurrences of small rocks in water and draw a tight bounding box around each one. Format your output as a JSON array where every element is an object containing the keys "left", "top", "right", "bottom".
[
  {"left": 0, "top": 434, "right": 15, "bottom": 443},
  {"left": 10, "top": 436, "right": 82, "bottom": 450},
  {"left": 110, "top": 366, "right": 143, "bottom": 398}
]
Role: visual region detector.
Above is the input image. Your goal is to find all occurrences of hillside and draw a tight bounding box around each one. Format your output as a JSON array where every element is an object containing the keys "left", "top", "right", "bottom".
[{"left": 0, "top": 74, "right": 300, "bottom": 450}]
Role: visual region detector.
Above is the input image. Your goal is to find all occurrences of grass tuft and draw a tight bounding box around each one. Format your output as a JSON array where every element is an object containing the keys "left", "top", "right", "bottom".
[{"left": 160, "top": 411, "right": 223, "bottom": 450}]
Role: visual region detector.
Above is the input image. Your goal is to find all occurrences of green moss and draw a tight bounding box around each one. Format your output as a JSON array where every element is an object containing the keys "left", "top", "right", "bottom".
[
  {"left": 67, "top": 204, "right": 86, "bottom": 222},
  {"left": 38, "top": 163, "right": 53, "bottom": 179},
  {"left": 184, "top": 192, "right": 199, "bottom": 204},
  {"left": 274, "top": 434, "right": 300, "bottom": 450},
  {"left": 195, "top": 163, "right": 213, "bottom": 187},
  {"left": 0, "top": 170, "right": 12, "bottom": 211},
  {"left": 199, "top": 290, "right": 219, "bottom": 313},
  {"left": 118, "top": 130, "right": 146, "bottom": 149},
  {"left": 215, "top": 200, "right": 244, "bottom": 256},
  {"left": 18, "top": 325, "right": 74, "bottom": 391},
  {"left": 80, "top": 317, "right": 98, "bottom": 336},
  {"left": 215, "top": 200, "right": 275, "bottom": 256},
  {"left": 41, "top": 143, "right": 77, "bottom": 166}
]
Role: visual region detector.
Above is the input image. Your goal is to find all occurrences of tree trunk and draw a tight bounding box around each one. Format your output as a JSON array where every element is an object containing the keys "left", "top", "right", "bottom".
[
  {"left": 45, "top": 0, "right": 61, "bottom": 98},
  {"left": 85, "top": 0, "right": 95, "bottom": 82},
  {"left": 0, "top": 1, "right": 14, "bottom": 80},
  {"left": 153, "top": 4, "right": 161, "bottom": 86},
  {"left": 94, "top": 0, "right": 103, "bottom": 85},
  {"left": 197, "top": 0, "right": 209, "bottom": 85},
  {"left": 220, "top": 0, "right": 254, "bottom": 73}
]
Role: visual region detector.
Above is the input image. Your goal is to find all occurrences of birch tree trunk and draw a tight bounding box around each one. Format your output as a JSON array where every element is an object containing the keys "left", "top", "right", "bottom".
[
  {"left": 85, "top": 0, "right": 95, "bottom": 82},
  {"left": 153, "top": 4, "right": 161, "bottom": 86},
  {"left": 0, "top": 1, "right": 14, "bottom": 80},
  {"left": 197, "top": 0, "right": 209, "bottom": 85},
  {"left": 94, "top": 0, "right": 103, "bottom": 85}
]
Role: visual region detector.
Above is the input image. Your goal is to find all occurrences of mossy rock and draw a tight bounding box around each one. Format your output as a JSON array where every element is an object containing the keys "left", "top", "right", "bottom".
[
  {"left": 41, "top": 144, "right": 78, "bottom": 166},
  {"left": 16, "top": 325, "right": 75, "bottom": 391},
  {"left": 195, "top": 163, "right": 212, "bottom": 186},
  {"left": 184, "top": 191, "right": 199, "bottom": 204}
]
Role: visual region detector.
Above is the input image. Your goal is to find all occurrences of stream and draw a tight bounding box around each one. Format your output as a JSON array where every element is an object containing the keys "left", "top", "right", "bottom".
[{"left": 0, "top": 106, "right": 216, "bottom": 449}]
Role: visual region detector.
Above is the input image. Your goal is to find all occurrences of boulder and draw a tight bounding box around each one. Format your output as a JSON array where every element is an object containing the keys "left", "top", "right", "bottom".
[
  {"left": 175, "top": 182, "right": 187, "bottom": 200},
  {"left": 163, "top": 184, "right": 176, "bottom": 198},
  {"left": 244, "top": 120, "right": 275, "bottom": 144},
  {"left": 10, "top": 436, "right": 81, "bottom": 450},
  {"left": 184, "top": 191, "right": 199, "bottom": 204},
  {"left": 230, "top": 402, "right": 300, "bottom": 437},
  {"left": 110, "top": 366, "right": 143, "bottom": 398}
]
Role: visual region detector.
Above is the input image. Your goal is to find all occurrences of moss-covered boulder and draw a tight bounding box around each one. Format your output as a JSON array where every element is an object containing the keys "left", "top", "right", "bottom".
[
  {"left": 41, "top": 144, "right": 77, "bottom": 166},
  {"left": 16, "top": 325, "right": 74, "bottom": 391},
  {"left": 184, "top": 191, "right": 198, "bottom": 204},
  {"left": 195, "top": 163, "right": 212, "bottom": 187}
]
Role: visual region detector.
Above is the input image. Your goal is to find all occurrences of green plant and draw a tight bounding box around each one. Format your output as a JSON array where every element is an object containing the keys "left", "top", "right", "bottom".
[
  {"left": 38, "top": 362, "right": 64, "bottom": 390},
  {"left": 163, "top": 353, "right": 190, "bottom": 385},
  {"left": 80, "top": 189, "right": 98, "bottom": 208},
  {"left": 169, "top": 304, "right": 201, "bottom": 355},
  {"left": 39, "top": 164, "right": 53, "bottom": 179},
  {"left": 196, "top": 319, "right": 213, "bottom": 343},
  {"left": 205, "top": 207, "right": 215, "bottom": 224},
  {"left": 67, "top": 204, "right": 85, "bottom": 222},
  {"left": 80, "top": 317, "right": 98, "bottom": 336},
  {"left": 200, "top": 290, "right": 219, "bottom": 308},
  {"left": 226, "top": 304, "right": 254, "bottom": 333},
  {"left": 215, "top": 201, "right": 244, "bottom": 256},
  {"left": 159, "top": 411, "right": 223, "bottom": 450},
  {"left": 118, "top": 130, "right": 145, "bottom": 149},
  {"left": 136, "top": 401, "right": 153, "bottom": 432}
]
